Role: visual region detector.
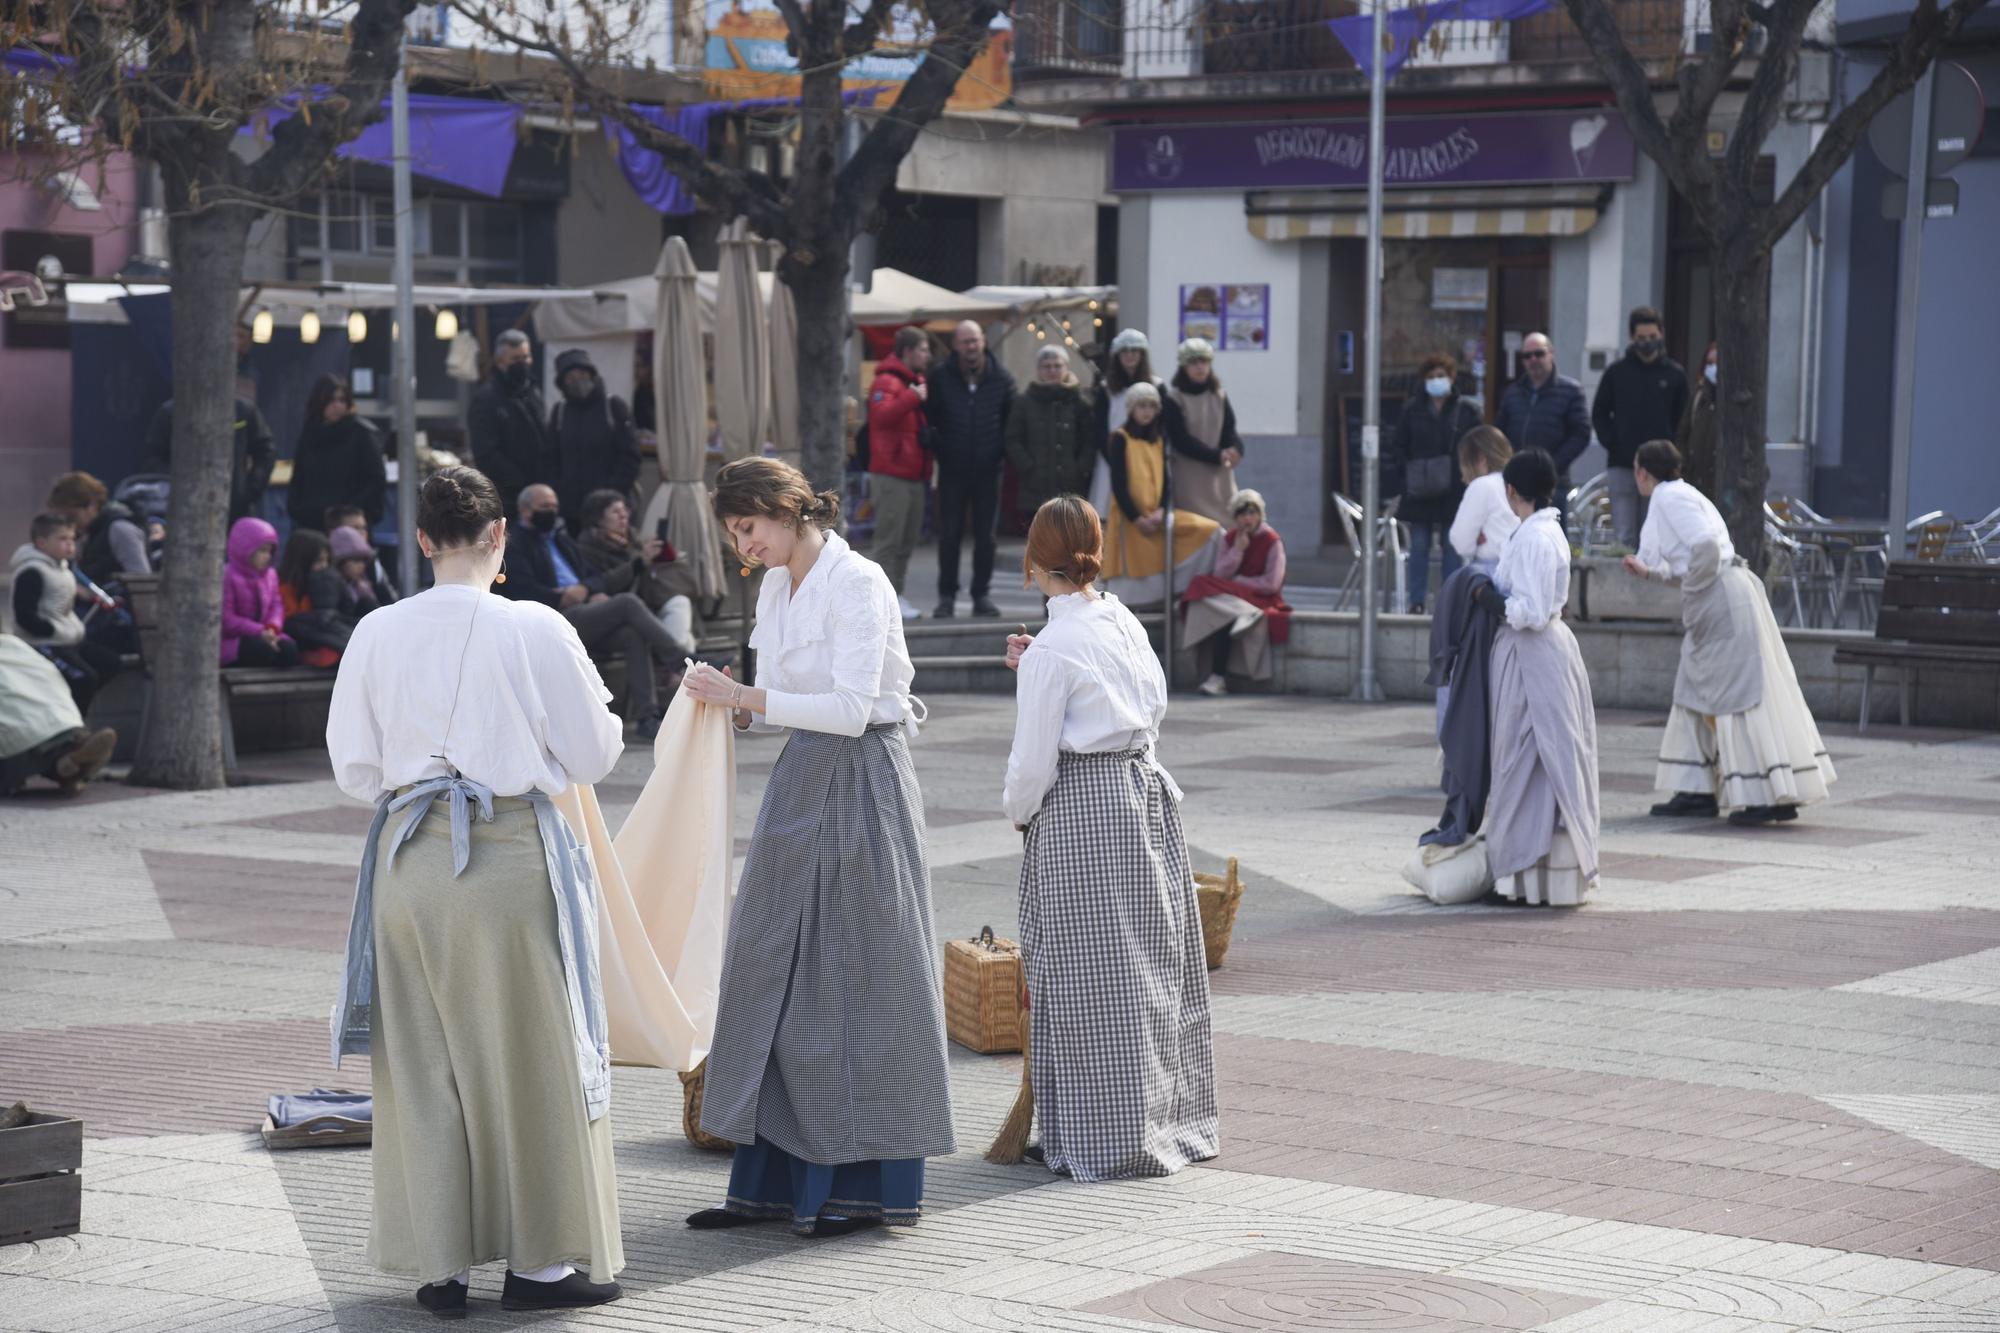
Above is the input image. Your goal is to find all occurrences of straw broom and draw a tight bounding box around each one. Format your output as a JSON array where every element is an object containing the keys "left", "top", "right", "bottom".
[{"left": 984, "top": 997, "right": 1034, "bottom": 1163}]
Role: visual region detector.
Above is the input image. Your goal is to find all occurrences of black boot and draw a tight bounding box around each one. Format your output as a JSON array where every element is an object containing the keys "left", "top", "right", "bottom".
[
  {"left": 1727, "top": 805, "right": 1784, "bottom": 826},
  {"left": 686, "top": 1207, "right": 772, "bottom": 1230},
  {"left": 1650, "top": 792, "right": 1718, "bottom": 818},
  {"left": 415, "top": 1280, "right": 467, "bottom": 1319},
  {"left": 500, "top": 1270, "right": 621, "bottom": 1311}
]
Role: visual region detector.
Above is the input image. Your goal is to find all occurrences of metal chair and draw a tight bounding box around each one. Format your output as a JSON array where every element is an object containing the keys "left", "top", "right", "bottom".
[
  {"left": 1333, "top": 492, "right": 1409, "bottom": 614},
  {"left": 1763, "top": 521, "right": 1839, "bottom": 628},
  {"left": 1566, "top": 472, "right": 1615, "bottom": 555},
  {"left": 1909, "top": 511, "right": 1959, "bottom": 562},
  {"left": 1965, "top": 506, "right": 2000, "bottom": 563}
]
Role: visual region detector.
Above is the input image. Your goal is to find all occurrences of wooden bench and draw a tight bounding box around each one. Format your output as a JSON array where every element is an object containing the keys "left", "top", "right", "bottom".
[{"left": 1832, "top": 562, "right": 2000, "bottom": 731}]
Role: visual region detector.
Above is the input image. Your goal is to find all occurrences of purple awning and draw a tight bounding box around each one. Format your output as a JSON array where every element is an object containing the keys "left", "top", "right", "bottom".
[
  {"left": 338, "top": 95, "right": 522, "bottom": 198},
  {"left": 605, "top": 90, "right": 880, "bottom": 216},
  {"left": 1329, "top": 0, "right": 1556, "bottom": 78}
]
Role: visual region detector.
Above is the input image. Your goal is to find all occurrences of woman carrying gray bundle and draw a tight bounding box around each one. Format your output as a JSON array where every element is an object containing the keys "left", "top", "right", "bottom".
[
  {"left": 327, "top": 465, "right": 626, "bottom": 1318},
  {"left": 678, "top": 456, "right": 953, "bottom": 1238}
]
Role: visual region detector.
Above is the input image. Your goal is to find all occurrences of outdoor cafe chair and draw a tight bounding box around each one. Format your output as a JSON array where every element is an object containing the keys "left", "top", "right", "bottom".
[{"left": 1332, "top": 492, "right": 1409, "bottom": 614}]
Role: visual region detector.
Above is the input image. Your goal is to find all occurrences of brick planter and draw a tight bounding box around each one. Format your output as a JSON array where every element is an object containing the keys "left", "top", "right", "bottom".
[{"left": 0, "top": 1112, "right": 82, "bottom": 1245}]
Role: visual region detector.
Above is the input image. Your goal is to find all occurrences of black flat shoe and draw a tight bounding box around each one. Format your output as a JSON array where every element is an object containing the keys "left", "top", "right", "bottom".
[
  {"left": 1773, "top": 804, "right": 1799, "bottom": 822},
  {"left": 686, "top": 1207, "right": 770, "bottom": 1229},
  {"left": 1022, "top": 1143, "right": 1046, "bottom": 1165},
  {"left": 808, "top": 1216, "right": 883, "bottom": 1238},
  {"left": 933, "top": 599, "right": 957, "bottom": 619},
  {"left": 1728, "top": 805, "right": 1784, "bottom": 826},
  {"left": 971, "top": 597, "right": 1002, "bottom": 618},
  {"left": 415, "top": 1280, "right": 467, "bottom": 1319},
  {"left": 1651, "top": 792, "right": 1718, "bottom": 818},
  {"left": 500, "top": 1271, "right": 621, "bottom": 1311}
]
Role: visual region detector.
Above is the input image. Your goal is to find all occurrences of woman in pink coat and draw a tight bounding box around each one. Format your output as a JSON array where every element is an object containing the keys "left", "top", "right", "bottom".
[{"left": 221, "top": 516, "right": 300, "bottom": 667}]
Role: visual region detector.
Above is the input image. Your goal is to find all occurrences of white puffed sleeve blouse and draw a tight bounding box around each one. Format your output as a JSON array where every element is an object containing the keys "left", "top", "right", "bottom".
[
  {"left": 1634, "top": 478, "right": 1736, "bottom": 581},
  {"left": 1492, "top": 506, "right": 1572, "bottom": 632},
  {"left": 744, "top": 531, "right": 918, "bottom": 738}
]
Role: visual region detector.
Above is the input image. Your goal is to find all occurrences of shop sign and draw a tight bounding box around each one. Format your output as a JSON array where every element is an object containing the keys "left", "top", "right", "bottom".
[
  {"left": 1114, "top": 109, "right": 1635, "bottom": 192},
  {"left": 1179, "top": 283, "right": 1270, "bottom": 352},
  {"left": 705, "top": 6, "right": 1013, "bottom": 111}
]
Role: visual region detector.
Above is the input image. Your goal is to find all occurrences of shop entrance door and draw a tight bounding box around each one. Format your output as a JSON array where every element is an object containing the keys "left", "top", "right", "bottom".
[{"left": 1486, "top": 253, "right": 1551, "bottom": 420}]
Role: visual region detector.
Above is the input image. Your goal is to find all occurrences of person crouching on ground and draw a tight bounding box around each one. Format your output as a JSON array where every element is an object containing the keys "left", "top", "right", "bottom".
[
  {"left": 1624, "top": 440, "right": 1834, "bottom": 826},
  {"left": 326, "top": 464, "right": 625, "bottom": 1318},
  {"left": 1476, "top": 450, "right": 1601, "bottom": 906},
  {"left": 1180, "top": 488, "right": 1291, "bottom": 697},
  {"left": 221, "top": 517, "right": 299, "bottom": 669},
  {"left": 1001, "top": 495, "right": 1219, "bottom": 1180},
  {"left": 679, "top": 457, "right": 953, "bottom": 1237},
  {"left": 1100, "top": 382, "right": 1220, "bottom": 608}
]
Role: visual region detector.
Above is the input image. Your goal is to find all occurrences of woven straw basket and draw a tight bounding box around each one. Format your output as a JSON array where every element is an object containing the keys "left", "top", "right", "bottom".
[
  {"left": 676, "top": 1059, "right": 733, "bottom": 1152},
  {"left": 944, "top": 926, "right": 1024, "bottom": 1054},
  {"left": 1193, "top": 857, "right": 1247, "bottom": 971}
]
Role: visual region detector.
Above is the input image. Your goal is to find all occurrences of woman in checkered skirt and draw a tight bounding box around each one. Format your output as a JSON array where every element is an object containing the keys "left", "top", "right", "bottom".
[
  {"left": 679, "top": 458, "right": 954, "bottom": 1236},
  {"left": 1002, "top": 495, "right": 1220, "bottom": 1181}
]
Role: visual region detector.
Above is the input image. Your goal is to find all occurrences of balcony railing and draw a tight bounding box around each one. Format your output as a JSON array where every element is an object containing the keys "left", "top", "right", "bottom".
[{"left": 1012, "top": 0, "right": 1713, "bottom": 82}]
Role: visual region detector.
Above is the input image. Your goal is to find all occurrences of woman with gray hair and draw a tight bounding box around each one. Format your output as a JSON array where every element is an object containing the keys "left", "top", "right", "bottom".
[
  {"left": 1165, "top": 337, "right": 1245, "bottom": 523},
  {"left": 1181, "top": 489, "right": 1291, "bottom": 695},
  {"left": 1005, "top": 344, "right": 1097, "bottom": 525}
]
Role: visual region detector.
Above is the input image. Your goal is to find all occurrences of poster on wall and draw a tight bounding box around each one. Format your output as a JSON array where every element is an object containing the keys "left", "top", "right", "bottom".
[
  {"left": 1179, "top": 283, "right": 1271, "bottom": 352},
  {"left": 704, "top": 2, "right": 1013, "bottom": 110}
]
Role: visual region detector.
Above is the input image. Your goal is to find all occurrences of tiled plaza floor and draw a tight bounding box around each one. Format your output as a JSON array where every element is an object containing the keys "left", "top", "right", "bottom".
[{"left": 4, "top": 692, "right": 2000, "bottom": 1332}]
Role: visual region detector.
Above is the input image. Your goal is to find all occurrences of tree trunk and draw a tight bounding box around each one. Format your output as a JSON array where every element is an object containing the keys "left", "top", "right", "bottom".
[
  {"left": 781, "top": 59, "right": 856, "bottom": 497},
  {"left": 127, "top": 196, "right": 252, "bottom": 790},
  {"left": 1710, "top": 241, "right": 1773, "bottom": 570}
]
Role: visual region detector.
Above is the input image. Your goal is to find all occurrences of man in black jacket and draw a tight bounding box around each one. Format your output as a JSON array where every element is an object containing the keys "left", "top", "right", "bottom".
[
  {"left": 549, "top": 348, "right": 642, "bottom": 530},
  {"left": 925, "top": 320, "right": 1015, "bottom": 618},
  {"left": 469, "top": 329, "right": 552, "bottom": 515},
  {"left": 1592, "top": 306, "right": 1688, "bottom": 547},
  {"left": 1494, "top": 331, "right": 1591, "bottom": 518},
  {"left": 500, "top": 484, "right": 685, "bottom": 739}
]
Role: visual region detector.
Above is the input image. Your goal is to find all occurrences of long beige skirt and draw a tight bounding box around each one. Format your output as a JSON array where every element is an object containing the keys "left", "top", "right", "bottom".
[{"left": 368, "top": 797, "right": 623, "bottom": 1284}]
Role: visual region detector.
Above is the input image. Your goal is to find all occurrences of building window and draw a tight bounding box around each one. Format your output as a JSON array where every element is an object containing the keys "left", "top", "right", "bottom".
[{"left": 290, "top": 192, "right": 524, "bottom": 280}]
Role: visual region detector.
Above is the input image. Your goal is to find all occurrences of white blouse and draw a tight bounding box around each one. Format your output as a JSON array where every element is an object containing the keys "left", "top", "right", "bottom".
[
  {"left": 1002, "top": 592, "right": 1182, "bottom": 826},
  {"left": 1635, "top": 478, "right": 1735, "bottom": 581},
  {"left": 327, "top": 583, "right": 623, "bottom": 802},
  {"left": 1493, "top": 506, "right": 1571, "bottom": 631},
  {"left": 747, "top": 531, "right": 916, "bottom": 737},
  {"left": 1449, "top": 472, "right": 1520, "bottom": 562}
]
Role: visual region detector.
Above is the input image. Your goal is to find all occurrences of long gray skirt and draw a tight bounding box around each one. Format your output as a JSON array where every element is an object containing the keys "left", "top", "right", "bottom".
[
  {"left": 369, "top": 798, "right": 623, "bottom": 1284},
  {"left": 700, "top": 723, "right": 957, "bottom": 1162},
  {"left": 1020, "top": 749, "right": 1219, "bottom": 1182},
  {"left": 1487, "top": 620, "right": 1601, "bottom": 888}
]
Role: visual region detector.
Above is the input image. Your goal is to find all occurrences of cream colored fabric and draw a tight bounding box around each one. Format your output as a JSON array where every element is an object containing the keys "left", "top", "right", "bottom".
[
  {"left": 0, "top": 634, "right": 82, "bottom": 757},
  {"left": 367, "top": 798, "right": 624, "bottom": 1285},
  {"left": 1181, "top": 592, "right": 1273, "bottom": 682},
  {"left": 553, "top": 687, "right": 737, "bottom": 1071}
]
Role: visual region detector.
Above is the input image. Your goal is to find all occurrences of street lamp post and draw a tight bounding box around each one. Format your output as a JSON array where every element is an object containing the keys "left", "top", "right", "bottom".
[
  {"left": 1353, "top": 0, "right": 1388, "bottom": 702},
  {"left": 391, "top": 35, "right": 420, "bottom": 595}
]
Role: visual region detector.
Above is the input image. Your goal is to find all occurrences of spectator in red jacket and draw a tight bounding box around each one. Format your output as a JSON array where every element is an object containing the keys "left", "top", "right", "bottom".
[{"left": 867, "top": 325, "right": 933, "bottom": 620}]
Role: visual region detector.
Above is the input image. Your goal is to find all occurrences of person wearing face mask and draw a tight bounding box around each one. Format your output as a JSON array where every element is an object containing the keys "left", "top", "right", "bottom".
[
  {"left": 470, "top": 329, "right": 555, "bottom": 516},
  {"left": 548, "top": 349, "right": 641, "bottom": 530},
  {"left": 1677, "top": 342, "right": 1720, "bottom": 499},
  {"left": 1387, "top": 353, "right": 1483, "bottom": 615},
  {"left": 1591, "top": 307, "right": 1688, "bottom": 548}
]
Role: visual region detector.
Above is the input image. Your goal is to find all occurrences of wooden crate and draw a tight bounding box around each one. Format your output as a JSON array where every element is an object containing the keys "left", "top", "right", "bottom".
[
  {"left": 944, "top": 927, "right": 1023, "bottom": 1054},
  {"left": 0, "top": 1112, "right": 82, "bottom": 1246}
]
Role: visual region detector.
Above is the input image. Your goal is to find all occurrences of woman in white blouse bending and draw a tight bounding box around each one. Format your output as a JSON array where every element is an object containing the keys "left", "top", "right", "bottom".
[
  {"left": 1448, "top": 425, "right": 1519, "bottom": 573},
  {"left": 1002, "top": 496, "right": 1219, "bottom": 1181},
  {"left": 1623, "top": 440, "right": 1834, "bottom": 825},
  {"left": 326, "top": 466, "right": 625, "bottom": 1318},
  {"left": 678, "top": 458, "right": 954, "bottom": 1236},
  {"left": 1476, "top": 450, "right": 1601, "bottom": 906}
]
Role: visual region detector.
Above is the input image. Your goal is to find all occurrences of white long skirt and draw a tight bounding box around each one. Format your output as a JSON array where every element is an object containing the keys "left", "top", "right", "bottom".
[{"left": 1656, "top": 591, "right": 1836, "bottom": 811}]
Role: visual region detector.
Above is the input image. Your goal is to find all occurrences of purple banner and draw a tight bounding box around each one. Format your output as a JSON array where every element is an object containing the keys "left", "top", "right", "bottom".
[{"left": 1112, "top": 109, "right": 1635, "bottom": 193}]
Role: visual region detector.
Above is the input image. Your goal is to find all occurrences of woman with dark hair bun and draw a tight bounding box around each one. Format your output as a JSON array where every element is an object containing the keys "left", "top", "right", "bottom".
[
  {"left": 326, "top": 463, "right": 627, "bottom": 1317},
  {"left": 1000, "top": 496, "right": 1219, "bottom": 1181},
  {"left": 1476, "top": 449, "right": 1601, "bottom": 906},
  {"left": 678, "top": 456, "right": 953, "bottom": 1237}
]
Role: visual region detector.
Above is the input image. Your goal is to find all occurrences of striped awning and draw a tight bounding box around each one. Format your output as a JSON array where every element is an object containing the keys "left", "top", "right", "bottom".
[{"left": 1246, "top": 186, "right": 1606, "bottom": 241}]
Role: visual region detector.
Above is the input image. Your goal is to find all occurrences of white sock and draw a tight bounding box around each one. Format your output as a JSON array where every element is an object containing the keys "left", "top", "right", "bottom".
[
  {"left": 511, "top": 1262, "right": 573, "bottom": 1284},
  {"left": 442, "top": 1268, "right": 469, "bottom": 1287}
]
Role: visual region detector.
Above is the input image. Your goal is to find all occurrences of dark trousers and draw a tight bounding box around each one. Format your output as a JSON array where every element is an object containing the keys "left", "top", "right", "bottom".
[
  {"left": 935, "top": 464, "right": 1001, "bottom": 602},
  {"left": 233, "top": 635, "right": 301, "bottom": 669},
  {"left": 567, "top": 591, "right": 685, "bottom": 722}
]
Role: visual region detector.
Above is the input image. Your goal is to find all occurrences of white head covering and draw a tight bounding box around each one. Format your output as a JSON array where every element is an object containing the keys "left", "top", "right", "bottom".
[
  {"left": 1109, "top": 328, "right": 1150, "bottom": 354},
  {"left": 1177, "top": 337, "right": 1217, "bottom": 366},
  {"left": 1124, "top": 381, "right": 1162, "bottom": 410},
  {"left": 1036, "top": 344, "right": 1069, "bottom": 365}
]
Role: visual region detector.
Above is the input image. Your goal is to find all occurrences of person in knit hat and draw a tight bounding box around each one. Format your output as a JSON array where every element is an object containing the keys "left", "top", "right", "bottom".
[
  {"left": 329, "top": 524, "right": 387, "bottom": 621},
  {"left": 1091, "top": 329, "right": 1164, "bottom": 519},
  {"left": 1166, "top": 338, "right": 1246, "bottom": 524}
]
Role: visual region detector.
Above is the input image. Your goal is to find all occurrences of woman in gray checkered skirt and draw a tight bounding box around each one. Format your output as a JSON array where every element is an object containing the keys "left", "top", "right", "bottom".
[
  {"left": 679, "top": 458, "right": 954, "bottom": 1237},
  {"left": 1002, "top": 496, "right": 1220, "bottom": 1181}
]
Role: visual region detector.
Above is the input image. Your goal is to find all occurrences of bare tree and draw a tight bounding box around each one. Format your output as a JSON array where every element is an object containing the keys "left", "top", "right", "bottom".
[
  {"left": 456, "top": 0, "right": 1004, "bottom": 492},
  {"left": 1557, "top": 0, "right": 1989, "bottom": 563},
  {"left": 4, "top": 0, "right": 417, "bottom": 788}
]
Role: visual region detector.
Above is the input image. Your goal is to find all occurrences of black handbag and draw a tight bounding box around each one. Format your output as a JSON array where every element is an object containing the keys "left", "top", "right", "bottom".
[{"left": 1403, "top": 398, "right": 1462, "bottom": 500}]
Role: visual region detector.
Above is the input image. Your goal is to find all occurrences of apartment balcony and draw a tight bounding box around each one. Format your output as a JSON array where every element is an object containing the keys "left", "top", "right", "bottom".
[{"left": 1012, "top": 0, "right": 1720, "bottom": 105}]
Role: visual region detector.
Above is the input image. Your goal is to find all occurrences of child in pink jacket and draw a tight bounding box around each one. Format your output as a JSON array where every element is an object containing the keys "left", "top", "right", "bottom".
[{"left": 221, "top": 517, "right": 300, "bottom": 667}]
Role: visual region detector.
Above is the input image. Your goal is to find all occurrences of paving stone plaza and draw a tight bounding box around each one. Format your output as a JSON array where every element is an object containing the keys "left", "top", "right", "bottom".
[{"left": 4, "top": 692, "right": 2000, "bottom": 1332}]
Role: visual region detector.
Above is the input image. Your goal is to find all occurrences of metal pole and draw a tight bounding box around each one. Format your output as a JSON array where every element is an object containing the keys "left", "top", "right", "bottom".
[
  {"left": 391, "top": 36, "right": 420, "bottom": 595},
  {"left": 1887, "top": 68, "right": 1933, "bottom": 559},
  {"left": 1352, "top": 0, "right": 1388, "bottom": 702},
  {"left": 1162, "top": 451, "right": 1176, "bottom": 679}
]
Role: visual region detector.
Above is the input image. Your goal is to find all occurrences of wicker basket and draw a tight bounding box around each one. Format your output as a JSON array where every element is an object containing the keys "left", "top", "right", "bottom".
[
  {"left": 676, "top": 1059, "right": 733, "bottom": 1152},
  {"left": 944, "top": 926, "right": 1024, "bottom": 1054},
  {"left": 1193, "top": 857, "right": 1247, "bottom": 971}
]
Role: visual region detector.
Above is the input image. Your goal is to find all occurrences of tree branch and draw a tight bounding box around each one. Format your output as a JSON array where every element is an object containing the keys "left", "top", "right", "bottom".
[
  {"left": 1556, "top": 0, "right": 1720, "bottom": 221},
  {"left": 1761, "top": 0, "right": 1992, "bottom": 248},
  {"left": 1725, "top": 0, "right": 1817, "bottom": 194},
  {"left": 842, "top": 0, "right": 903, "bottom": 57},
  {"left": 773, "top": 0, "right": 811, "bottom": 52},
  {"left": 835, "top": 0, "right": 998, "bottom": 219},
  {"left": 244, "top": 0, "right": 418, "bottom": 202}
]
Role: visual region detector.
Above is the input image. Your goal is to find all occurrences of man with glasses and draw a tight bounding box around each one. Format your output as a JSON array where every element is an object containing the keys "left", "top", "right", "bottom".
[{"left": 1495, "top": 332, "right": 1591, "bottom": 522}]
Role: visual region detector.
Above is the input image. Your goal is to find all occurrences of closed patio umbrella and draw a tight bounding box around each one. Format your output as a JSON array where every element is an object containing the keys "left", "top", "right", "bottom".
[
  {"left": 766, "top": 240, "right": 801, "bottom": 471},
  {"left": 640, "top": 237, "right": 724, "bottom": 603},
  {"left": 714, "top": 218, "right": 771, "bottom": 465}
]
